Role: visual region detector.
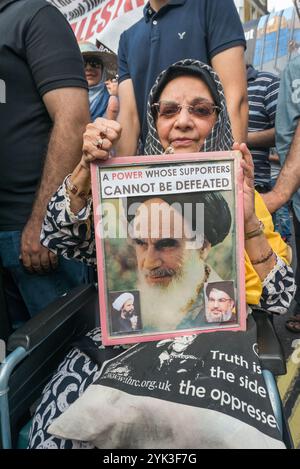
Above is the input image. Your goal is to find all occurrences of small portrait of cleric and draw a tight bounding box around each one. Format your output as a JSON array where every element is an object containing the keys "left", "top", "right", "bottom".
[
  {"left": 204, "top": 281, "right": 236, "bottom": 324},
  {"left": 109, "top": 291, "right": 142, "bottom": 334}
]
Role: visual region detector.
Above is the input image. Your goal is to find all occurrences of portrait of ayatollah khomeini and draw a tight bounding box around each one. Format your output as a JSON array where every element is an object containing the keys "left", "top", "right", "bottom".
[{"left": 121, "top": 191, "right": 232, "bottom": 333}]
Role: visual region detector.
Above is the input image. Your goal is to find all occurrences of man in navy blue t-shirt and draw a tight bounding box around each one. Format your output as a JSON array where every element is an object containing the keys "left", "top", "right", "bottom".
[{"left": 116, "top": 0, "right": 248, "bottom": 155}]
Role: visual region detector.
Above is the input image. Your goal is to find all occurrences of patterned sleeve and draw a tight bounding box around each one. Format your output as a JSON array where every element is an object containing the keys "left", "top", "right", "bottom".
[
  {"left": 252, "top": 255, "right": 295, "bottom": 315},
  {"left": 41, "top": 181, "right": 96, "bottom": 266}
]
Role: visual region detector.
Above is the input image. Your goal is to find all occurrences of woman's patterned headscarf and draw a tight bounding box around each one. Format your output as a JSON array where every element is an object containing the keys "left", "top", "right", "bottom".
[{"left": 144, "top": 59, "right": 233, "bottom": 156}]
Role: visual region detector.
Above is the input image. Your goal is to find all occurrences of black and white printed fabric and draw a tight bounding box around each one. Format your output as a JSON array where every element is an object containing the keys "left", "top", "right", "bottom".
[
  {"left": 28, "top": 328, "right": 120, "bottom": 449},
  {"left": 45, "top": 317, "right": 284, "bottom": 449}
]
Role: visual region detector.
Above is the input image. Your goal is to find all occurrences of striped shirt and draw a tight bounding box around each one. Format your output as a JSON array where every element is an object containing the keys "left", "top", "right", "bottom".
[{"left": 247, "top": 66, "right": 280, "bottom": 187}]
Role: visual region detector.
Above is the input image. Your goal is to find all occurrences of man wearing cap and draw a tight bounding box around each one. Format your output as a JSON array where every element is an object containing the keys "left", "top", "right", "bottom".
[
  {"left": 111, "top": 292, "right": 136, "bottom": 333},
  {"left": 205, "top": 282, "right": 235, "bottom": 323},
  {"left": 116, "top": 0, "right": 248, "bottom": 155},
  {"left": 79, "top": 42, "right": 118, "bottom": 121}
]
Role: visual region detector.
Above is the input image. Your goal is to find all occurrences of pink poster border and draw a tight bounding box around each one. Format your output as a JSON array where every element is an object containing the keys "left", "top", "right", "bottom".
[{"left": 91, "top": 151, "right": 246, "bottom": 345}]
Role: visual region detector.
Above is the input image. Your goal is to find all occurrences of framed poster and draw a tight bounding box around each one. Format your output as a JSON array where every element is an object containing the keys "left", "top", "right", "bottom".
[{"left": 91, "top": 151, "right": 246, "bottom": 345}]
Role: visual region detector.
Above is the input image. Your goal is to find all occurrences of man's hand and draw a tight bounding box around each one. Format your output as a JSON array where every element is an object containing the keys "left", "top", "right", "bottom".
[
  {"left": 20, "top": 219, "right": 58, "bottom": 273},
  {"left": 22, "top": 87, "right": 90, "bottom": 274},
  {"left": 115, "top": 79, "right": 140, "bottom": 156},
  {"left": 212, "top": 46, "right": 248, "bottom": 143}
]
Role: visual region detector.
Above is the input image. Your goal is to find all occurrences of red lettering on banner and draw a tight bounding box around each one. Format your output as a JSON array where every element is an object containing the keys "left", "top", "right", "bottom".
[
  {"left": 70, "top": 21, "right": 77, "bottom": 33},
  {"left": 76, "top": 17, "right": 87, "bottom": 41},
  {"left": 113, "top": 0, "right": 124, "bottom": 20},
  {"left": 97, "top": 0, "right": 115, "bottom": 34},
  {"left": 124, "top": 0, "right": 133, "bottom": 13},
  {"left": 86, "top": 8, "right": 101, "bottom": 40},
  {"left": 72, "top": 0, "right": 146, "bottom": 43}
]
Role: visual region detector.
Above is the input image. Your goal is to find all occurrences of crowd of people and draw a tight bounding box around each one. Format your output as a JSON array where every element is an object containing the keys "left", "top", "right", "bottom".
[{"left": 0, "top": 0, "right": 300, "bottom": 449}]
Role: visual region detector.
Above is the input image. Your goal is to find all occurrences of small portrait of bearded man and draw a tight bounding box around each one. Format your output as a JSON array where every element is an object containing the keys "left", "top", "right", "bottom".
[{"left": 205, "top": 281, "right": 236, "bottom": 324}]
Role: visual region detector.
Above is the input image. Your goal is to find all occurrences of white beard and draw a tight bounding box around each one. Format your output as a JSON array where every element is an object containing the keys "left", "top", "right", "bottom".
[{"left": 138, "top": 252, "right": 207, "bottom": 332}]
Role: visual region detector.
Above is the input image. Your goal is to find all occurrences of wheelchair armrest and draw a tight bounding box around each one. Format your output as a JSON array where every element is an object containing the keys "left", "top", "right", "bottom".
[
  {"left": 252, "top": 309, "right": 286, "bottom": 376},
  {"left": 7, "top": 283, "right": 97, "bottom": 353}
]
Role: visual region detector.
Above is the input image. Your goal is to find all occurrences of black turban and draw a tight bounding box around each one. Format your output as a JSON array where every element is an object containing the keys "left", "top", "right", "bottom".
[{"left": 126, "top": 192, "right": 231, "bottom": 247}]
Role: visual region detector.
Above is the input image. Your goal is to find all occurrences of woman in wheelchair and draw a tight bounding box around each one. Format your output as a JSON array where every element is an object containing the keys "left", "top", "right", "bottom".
[{"left": 29, "top": 61, "right": 295, "bottom": 449}]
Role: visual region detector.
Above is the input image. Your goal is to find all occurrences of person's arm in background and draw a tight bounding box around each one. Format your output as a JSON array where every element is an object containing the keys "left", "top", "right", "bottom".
[
  {"left": 247, "top": 128, "right": 275, "bottom": 148},
  {"left": 20, "top": 5, "right": 90, "bottom": 273},
  {"left": 247, "top": 73, "right": 279, "bottom": 149},
  {"left": 208, "top": 0, "right": 248, "bottom": 142},
  {"left": 115, "top": 79, "right": 140, "bottom": 156},
  {"left": 212, "top": 46, "right": 248, "bottom": 142},
  {"left": 114, "top": 32, "right": 140, "bottom": 156},
  {"left": 263, "top": 122, "right": 300, "bottom": 213},
  {"left": 21, "top": 87, "right": 90, "bottom": 273},
  {"left": 263, "top": 62, "right": 300, "bottom": 213}
]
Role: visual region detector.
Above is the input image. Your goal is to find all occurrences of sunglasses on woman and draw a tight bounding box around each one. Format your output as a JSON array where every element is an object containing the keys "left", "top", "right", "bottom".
[
  {"left": 83, "top": 58, "right": 102, "bottom": 69},
  {"left": 152, "top": 101, "right": 220, "bottom": 118}
]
